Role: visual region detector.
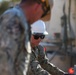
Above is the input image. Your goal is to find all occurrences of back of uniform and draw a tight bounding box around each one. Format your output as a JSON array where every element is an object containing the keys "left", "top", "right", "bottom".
[{"left": 0, "top": 5, "right": 31, "bottom": 75}]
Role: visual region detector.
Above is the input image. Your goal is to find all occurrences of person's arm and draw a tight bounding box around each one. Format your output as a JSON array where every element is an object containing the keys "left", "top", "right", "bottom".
[
  {"left": 0, "top": 9, "right": 30, "bottom": 75},
  {"left": 28, "top": 48, "right": 51, "bottom": 75},
  {"left": 30, "top": 60, "right": 51, "bottom": 75},
  {"left": 0, "top": 11, "right": 20, "bottom": 75},
  {"left": 38, "top": 45, "right": 65, "bottom": 75}
]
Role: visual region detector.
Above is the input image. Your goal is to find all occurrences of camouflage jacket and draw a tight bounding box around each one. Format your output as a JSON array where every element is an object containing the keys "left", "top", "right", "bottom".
[
  {"left": 27, "top": 45, "right": 65, "bottom": 75},
  {"left": 0, "top": 5, "right": 31, "bottom": 75}
]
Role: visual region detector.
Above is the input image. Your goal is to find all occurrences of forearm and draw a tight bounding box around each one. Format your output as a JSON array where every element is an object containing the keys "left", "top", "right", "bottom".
[
  {"left": 30, "top": 61, "right": 51, "bottom": 75},
  {"left": 41, "top": 60, "right": 65, "bottom": 75},
  {"left": 38, "top": 45, "right": 65, "bottom": 75}
]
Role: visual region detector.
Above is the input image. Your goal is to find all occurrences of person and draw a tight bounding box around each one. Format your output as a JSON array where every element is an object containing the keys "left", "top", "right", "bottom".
[
  {"left": 0, "top": 0, "right": 53, "bottom": 75},
  {"left": 28, "top": 20, "right": 65, "bottom": 75}
]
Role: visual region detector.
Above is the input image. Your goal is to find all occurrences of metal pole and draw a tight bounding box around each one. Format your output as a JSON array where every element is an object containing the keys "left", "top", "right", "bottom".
[
  {"left": 75, "top": 0, "right": 76, "bottom": 47},
  {"left": 63, "top": 2, "right": 68, "bottom": 53},
  {"left": 68, "top": 0, "right": 73, "bottom": 67}
]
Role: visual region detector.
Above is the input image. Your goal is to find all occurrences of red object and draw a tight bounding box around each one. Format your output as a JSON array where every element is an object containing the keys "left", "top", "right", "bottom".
[
  {"left": 44, "top": 47, "right": 46, "bottom": 52},
  {"left": 68, "top": 67, "right": 74, "bottom": 74}
]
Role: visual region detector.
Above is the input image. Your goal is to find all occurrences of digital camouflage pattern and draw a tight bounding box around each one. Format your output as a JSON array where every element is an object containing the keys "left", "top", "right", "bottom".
[
  {"left": 0, "top": 6, "right": 31, "bottom": 75},
  {"left": 27, "top": 45, "right": 65, "bottom": 75}
]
